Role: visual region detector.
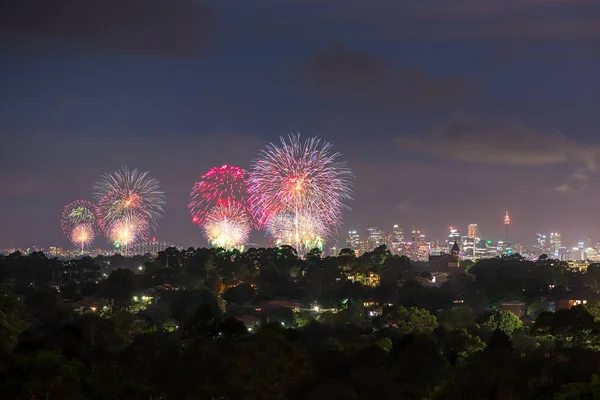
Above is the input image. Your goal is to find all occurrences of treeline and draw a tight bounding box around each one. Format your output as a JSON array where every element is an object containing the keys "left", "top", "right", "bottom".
[{"left": 2, "top": 247, "right": 600, "bottom": 398}]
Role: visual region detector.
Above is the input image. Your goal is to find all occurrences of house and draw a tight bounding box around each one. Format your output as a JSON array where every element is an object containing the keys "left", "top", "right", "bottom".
[
  {"left": 548, "top": 289, "right": 599, "bottom": 310},
  {"left": 501, "top": 300, "right": 526, "bottom": 318},
  {"left": 233, "top": 315, "right": 261, "bottom": 331},
  {"left": 71, "top": 296, "right": 107, "bottom": 314},
  {"left": 347, "top": 271, "right": 381, "bottom": 287},
  {"left": 422, "top": 242, "right": 461, "bottom": 273},
  {"left": 254, "top": 299, "right": 302, "bottom": 312}
]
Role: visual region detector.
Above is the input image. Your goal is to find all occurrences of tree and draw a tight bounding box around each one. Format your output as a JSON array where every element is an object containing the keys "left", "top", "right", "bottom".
[
  {"left": 223, "top": 283, "right": 255, "bottom": 305},
  {"left": 443, "top": 328, "right": 486, "bottom": 364},
  {"left": 437, "top": 306, "right": 477, "bottom": 331},
  {"left": 481, "top": 310, "right": 522, "bottom": 336},
  {"left": 0, "top": 286, "right": 31, "bottom": 353},
  {"left": 554, "top": 374, "right": 600, "bottom": 400},
  {"left": 261, "top": 307, "right": 295, "bottom": 327},
  {"left": 101, "top": 268, "right": 135, "bottom": 307},
  {"left": 527, "top": 298, "right": 550, "bottom": 319},
  {"left": 532, "top": 306, "right": 600, "bottom": 348},
  {"left": 386, "top": 306, "right": 438, "bottom": 335},
  {"left": 11, "top": 351, "right": 86, "bottom": 399},
  {"left": 586, "top": 264, "right": 600, "bottom": 291},
  {"left": 224, "top": 327, "right": 312, "bottom": 399}
]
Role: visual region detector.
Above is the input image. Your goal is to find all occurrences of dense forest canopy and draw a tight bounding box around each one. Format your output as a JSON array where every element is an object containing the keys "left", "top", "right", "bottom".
[{"left": 2, "top": 246, "right": 600, "bottom": 399}]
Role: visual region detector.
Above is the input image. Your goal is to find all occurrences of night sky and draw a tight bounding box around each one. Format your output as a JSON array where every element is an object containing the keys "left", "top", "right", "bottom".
[{"left": 1, "top": 0, "right": 600, "bottom": 249}]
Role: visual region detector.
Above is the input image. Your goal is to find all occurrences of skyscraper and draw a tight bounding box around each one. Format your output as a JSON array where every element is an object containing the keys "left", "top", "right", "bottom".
[
  {"left": 536, "top": 233, "right": 547, "bottom": 248},
  {"left": 550, "top": 232, "right": 561, "bottom": 256},
  {"left": 391, "top": 224, "right": 404, "bottom": 254},
  {"left": 346, "top": 231, "right": 360, "bottom": 255},
  {"left": 448, "top": 227, "right": 460, "bottom": 252},
  {"left": 504, "top": 211, "right": 510, "bottom": 243},
  {"left": 468, "top": 224, "right": 479, "bottom": 239},
  {"left": 366, "top": 226, "right": 384, "bottom": 251}
]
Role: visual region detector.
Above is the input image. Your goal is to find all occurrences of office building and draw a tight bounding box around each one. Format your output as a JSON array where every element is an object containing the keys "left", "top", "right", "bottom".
[
  {"left": 468, "top": 224, "right": 479, "bottom": 239},
  {"left": 550, "top": 232, "right": 561, "bottom": 256},
  {"left": 366, "top": 226, "right": 385, "bottom": 251},
  {"left": 346, "top": 231, "right": 360, "bottom": 255},
  {"left": 448, "top": 227, "right": 461, "bottom": 252},
  {"left": 390, "top": 224, "right": 404, "bottom": 254}
]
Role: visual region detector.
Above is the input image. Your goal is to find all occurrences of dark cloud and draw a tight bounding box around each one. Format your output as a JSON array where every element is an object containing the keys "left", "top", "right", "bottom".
[
  {"left": 0, "top": 0, "right": 218, "bottom": 56},
  {"left": 307, "top": 43, "right": 466, "bottom": 106},
  {"left": 399, "top": 118, "right": 600, "bottom": 168},
  {"left": 250, "top": 0, "right": 600, "bottom": 42}
]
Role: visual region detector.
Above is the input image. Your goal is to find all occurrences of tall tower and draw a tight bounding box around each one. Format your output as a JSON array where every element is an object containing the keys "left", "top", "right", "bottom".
[
  {"left": 550, "top": 232, "right": 561, "bottom": 257},
  {"left": 468, "top": 224, "right": 479, "bottom": 239},
  {"left": 504, "top": 211, "right": 510, "bottom": 243},
  {"left": 391, "top": 224, "right": 403, "bottom": 254}
]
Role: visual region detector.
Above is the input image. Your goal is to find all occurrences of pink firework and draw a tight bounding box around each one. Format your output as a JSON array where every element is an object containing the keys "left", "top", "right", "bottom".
[
  {"left": 249, "top": 134, "right": 352, "bottom": 251},
  {"left": 188, "top": 164, "right": 251, "bottom": 226}
]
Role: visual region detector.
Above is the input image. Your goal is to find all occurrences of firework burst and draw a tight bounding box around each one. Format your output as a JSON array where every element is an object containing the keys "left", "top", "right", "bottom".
[
  {"left": 188, "top": 164, "right": 250, "bottom": 225},
  {"left": 267, "top": 211, "right": 325, "bottom": 252},
  {"left": 109, "top": 215, "right": 148, "bottom": 249},
  {"left": 204, "top": 202, "right": 251, "bottom": 250},
  {"left": 189, "top": 165, "right": 253, "bottom": 249},
  {"left": 61, "top": 200, "right": 101, "bottom": 252},
  {"left": 61, "top": 200, "right": 101, "bottom": 232},
  {"left": 94, "top": 166, "right": 165, "bottom": 243},
  {"left": 70, "top": 223, "right": 95, "bottom": 252},
  {"left": 249, "top": 134, "right": 352, "bottom": 251}
]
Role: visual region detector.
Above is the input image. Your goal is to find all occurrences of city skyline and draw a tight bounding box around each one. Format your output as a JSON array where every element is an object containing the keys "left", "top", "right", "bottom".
[{"left": 2, "top": 1, "right": 600, "bottom": 249}]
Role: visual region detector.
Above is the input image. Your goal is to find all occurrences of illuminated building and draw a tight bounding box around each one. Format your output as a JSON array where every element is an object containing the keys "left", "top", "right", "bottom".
[
  {"left": 587, "top": 247, "right": 599, "bottom": 262},
  {"left": 468, "top": 224, "right": 479, "bottom": 239},
  {"left": 391, "top": 224, "right": 404, "bottom": 254},
  {"left": 550, "top": 232, "right": 561, "bottom": 256},
  {"left": 345, "top": 230, "right": 361, "bottom": 255},
  {"left": 571, "top": 242, "right": 586, "bottom": 261},
  {"left": 461, "top": 236, "right": 478, "bottom": 259},
  {"left": 428, "top": 241, "right": 460, "bottom": 269},
  {"left": 367, "top": 226, "right": 385, "bottom": 251},
  {"left": 448, "top": 227, "right": 461, "bottom": 252},
  {"left": 558, "top": 246, "right": 568, "bottom": 261},
  {"left": 409, "top": 229, "right": 429, "bottom": 262},
  {"left": 504, "top": 211, "right": 510, "bottom": 243},
  {"left": 536, "top": 233, "right": 547, "bottom": 248}
]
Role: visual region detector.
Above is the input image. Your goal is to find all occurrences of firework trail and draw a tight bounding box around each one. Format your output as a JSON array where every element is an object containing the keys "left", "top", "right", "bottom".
[
  {"left": 61, "top": 200, "right": 101, "bottom": 252},
  {"left": 94, "top": 166, "right": 165, "bottom": 248},
  {"left": 203, "top": 202, "right": 251, "bottom": 250},
  {"left": 249, "top": 134, "right": 352, "bottom": 252},
  {"left": 188, "top": 164, "right": 250, "bottom": 225},
  {"left": 267, "top": 211, "right": 325, "bottom": 252}
]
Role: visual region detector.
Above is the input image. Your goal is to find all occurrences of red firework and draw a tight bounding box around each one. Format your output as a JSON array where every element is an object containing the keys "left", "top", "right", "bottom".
[{"left": 188, "top": 165, "right": 251, "bottom": 226}]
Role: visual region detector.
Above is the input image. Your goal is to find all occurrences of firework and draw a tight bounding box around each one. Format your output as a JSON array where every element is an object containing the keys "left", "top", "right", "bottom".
[
  {"left": 188, "top": 164, "right": 250, "bottom": 226},
  {"left": 267, "top": 211, "right": 325, "bottom": 252},
  {"left": 94, "top": 166, "right": 165, "bottom": 239},
  {"left": 203, "top": 202, "right": 251, "bottom": 250},
  {"left": 69, "top": 223, "right": 95, "bottom": 252},
  {"left": 108, "top": 215, "right": 148, "bottom": 249},
  {"left": 61, "top": 200, "right": 101, "bottom": 232},
  {"left": 249, "top": 134, "right": 352, "bottom": 251},
  {"left": 61, "top": 200, "right": 101, "bottom": 252}
]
